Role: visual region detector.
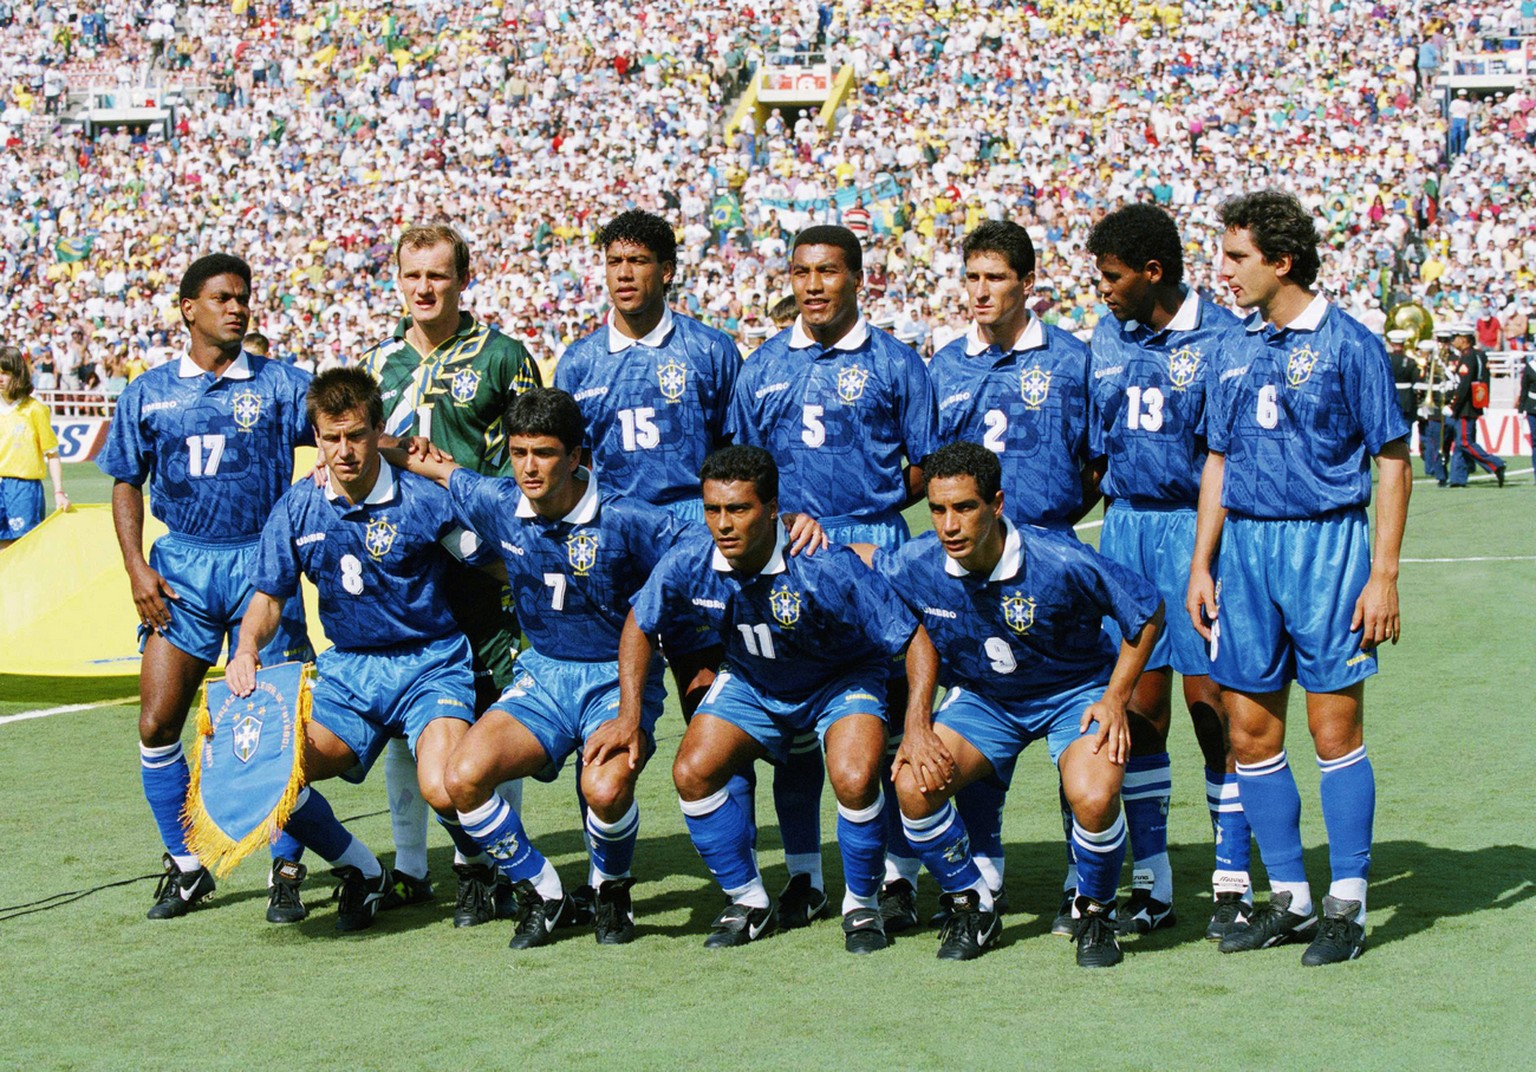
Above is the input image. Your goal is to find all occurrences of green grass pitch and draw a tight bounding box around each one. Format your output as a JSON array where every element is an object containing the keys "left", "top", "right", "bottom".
[{"left": 2, "top": 462, "right": 1533, "bottom": 1070}]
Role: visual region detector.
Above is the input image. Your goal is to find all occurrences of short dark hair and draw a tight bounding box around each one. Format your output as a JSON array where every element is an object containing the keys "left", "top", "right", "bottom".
[
  {"left": 306, "top": 366, "right": 383, "bottom": 428},
  {"left": 1219, "top": 190, "right": 1322, "bottom": 288},
  {"left": 923, "top": 441, "right": 1002, "bottom": 503},
  {"left": 504, "top": 388, "right": 585, "bottom": 455},
  {"left": 599, "top": 209, "right": 677, "bottom": 266},
  {"left": 242, "top": 331, "right": 270, "bottom": 356},
  {"left": 792, "top": 225, "right": 862, "bottom": 273},
  {"left": 768, "top": 295, "right": 798, "bottom": 325},
  {"left": 396, "top": 223, "right": 471, "bottom": 281},
  {"left": 179, "top": 253, "right": 252, "bottom": 305},
  {"left": 1086, "top": 203, "right": 1184, "bottom": 286},
  {"left": 0, "top": 345, "right": 34, "bottom": 400},
  {"left": 700, "top": 444, "right": 778, "bottom": 504},
  {"left": 961, "top": 219, "right": 1035, "bottom": 279}
]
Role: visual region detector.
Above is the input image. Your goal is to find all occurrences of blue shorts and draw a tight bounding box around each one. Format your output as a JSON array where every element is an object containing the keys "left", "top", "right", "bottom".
[
  {"left": 824, "top": 509, "right": 909, "bottom": 551},
  {"left": 1210, "top": 510, "right": 1377, "bottom": 694},
  {"left": 660, "top": 497, "right": 706, "bottom": 525},
  {"left": 0, "top": 477, "right": 44, "bottom": 538},
  {"left": 696, "top": 662, "right": 888, "bottom": 765},
  {"left": 1099, "top": 500, "right": 1205, "bottom": 675},
  {"left": 489, "top": 647, "right": 666, "bottom": 782},
  {"left": 934, "top": 677, "right": 1107, "bottom": 786},
  {"left": 311, "top": 632, "right": 476, "bottom": 783},
  {"left": 139, "top": 534, "right": 312, "bottom": 666}
]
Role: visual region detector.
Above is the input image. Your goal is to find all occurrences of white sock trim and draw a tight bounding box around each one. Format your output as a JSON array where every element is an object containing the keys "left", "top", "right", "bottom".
[
  {"left": 1317, "top": 745, "right": 1368, "bottom": 772},
  {"left": 1072, "top": 812, "right": 1127, "bottom": 849},
  {"left": 679, "top": 787, "right": 730, "bottom": 818},
  {"left": 902, "top": 801, "right": 957, "bottom": 842},
  {"left": 836, "top": 786, "right": 884, "bottom": 825},
  {"left": 587, "top": 801, "right": 639, "bottom": 837},
  {"left": 139, "top": 741, "right": 183, "bottom": 768},
  {"left": 1235, "top": 750, "right": 1288, "bottom": 778},
  {"left": 457, "top": 796, "right": 507, "bottom": 834}
]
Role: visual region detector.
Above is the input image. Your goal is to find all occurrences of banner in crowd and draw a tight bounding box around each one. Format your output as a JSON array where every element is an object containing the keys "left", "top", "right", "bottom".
[
  {"left": 1412, "top": 408, "right": 1532, "bottom": 458},
  {"left": 51, "top": 419, "right": 109, "bottom": 462}
]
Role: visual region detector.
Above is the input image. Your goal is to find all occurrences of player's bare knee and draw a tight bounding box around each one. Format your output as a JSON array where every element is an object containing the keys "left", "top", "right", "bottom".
[
  {"left": 826, "top": 754, "right": 879, "bottom": 809},
  {"left": 671, "top": 748, "right": 718, "bottom": 802},
  {"left": 138, "top": 707, "right": 184, "bottom": 747},
  {"left": 1069, "top": 783, "right": 1120, "bottom": 830},
  {"left": 581, "top": 768, "right": 635, "bottom": 819},
  {"left": 1311, "top": 724, "right": 1364, "bottom": 761},
  {"left": 443, "top": 752, "right": 493, "bottom": 812}
]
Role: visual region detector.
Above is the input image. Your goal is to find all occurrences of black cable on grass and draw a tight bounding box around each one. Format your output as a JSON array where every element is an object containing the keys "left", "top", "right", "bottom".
[{"left": 0, "top": 873, "right": 161, "bottom": 922}]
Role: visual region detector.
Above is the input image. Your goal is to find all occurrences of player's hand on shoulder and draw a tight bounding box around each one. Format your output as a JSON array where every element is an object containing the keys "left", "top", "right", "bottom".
[
  {"left": 1351, "top": 572, "right": 1400, "bottom": 649},
  {"left": 782, "top": 511, "right": 828, "bottom": 555},
  {"left": 583, "top": 716, "right": 646, "bottom": 771},
  {"left": 894, "top": 724, "right": 955, "bottom": 794},
  {"left": 225, "top": 651, "right": 260, "bottom": 698},
  {"left": 128, "top": 559, "right": 178, "bottom": 631}
]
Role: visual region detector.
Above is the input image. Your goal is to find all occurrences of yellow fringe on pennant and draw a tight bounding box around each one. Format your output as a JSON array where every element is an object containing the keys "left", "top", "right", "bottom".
[{"left": 183, "top": 664, "right": 313, "bottom": 879}]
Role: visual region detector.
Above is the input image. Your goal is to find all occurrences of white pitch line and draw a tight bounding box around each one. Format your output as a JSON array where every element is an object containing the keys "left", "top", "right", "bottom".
[
  {"left": 0, "top": 697, "right": 135, "bottom": 727},
  {"left": 1401, "top": 555, "right": 1536, "bottom": 564},
  {"left": 1074, "top": 520, "right": 1104, "bottom": 531},
  {"left": 1414, "top": 465, "right": 1532, "bottom": 486}
]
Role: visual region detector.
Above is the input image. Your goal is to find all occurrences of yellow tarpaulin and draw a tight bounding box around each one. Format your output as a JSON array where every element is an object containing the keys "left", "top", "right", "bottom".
[{"left": 0, "top": 450, "right": 327, "bottom": 678}]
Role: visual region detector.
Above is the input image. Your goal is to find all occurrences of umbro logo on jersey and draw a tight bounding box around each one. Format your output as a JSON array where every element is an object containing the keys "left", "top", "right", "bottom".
[
  {"left": 296, "top": 532, "right": 325, "bottom": 547},
  {"left": 143, "top": 400, "right": 179, "bottom": 413},
  {"left": 939, "top": 390, "right": 972, "bottom": 409}
]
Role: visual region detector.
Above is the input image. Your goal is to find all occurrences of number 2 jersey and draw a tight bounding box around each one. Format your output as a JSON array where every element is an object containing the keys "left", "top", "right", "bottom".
[
  {"left": 97, "top": 352, "right": 313, "bottom": 542},
  {"left": 1206, "top": 296, "right": 1409, "bottom": 520}
]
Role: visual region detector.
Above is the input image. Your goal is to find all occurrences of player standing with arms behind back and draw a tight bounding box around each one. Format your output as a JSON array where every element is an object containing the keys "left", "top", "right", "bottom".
[{"left": 1188, "top": 191, "right": 1411, "bottom": 965}]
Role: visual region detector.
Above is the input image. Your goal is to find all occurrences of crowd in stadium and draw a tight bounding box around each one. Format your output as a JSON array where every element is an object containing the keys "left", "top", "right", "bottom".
[{"left": 1, "top": 0, "right": 1533, "bottom": 391}]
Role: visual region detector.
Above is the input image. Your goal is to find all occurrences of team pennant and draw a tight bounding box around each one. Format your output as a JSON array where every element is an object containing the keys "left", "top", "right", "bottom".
[{"left": 184, "top": 661, "right": 312, "bottom": 877}]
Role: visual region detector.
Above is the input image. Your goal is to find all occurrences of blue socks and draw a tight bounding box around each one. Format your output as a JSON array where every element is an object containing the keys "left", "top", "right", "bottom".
[
  {"left": 586, "top": 801, "right": 640, "bottom": 883},
  {"left": 271, "top": 830, "right": 304, "bottom": 863},
  {"left": 1205, "top": 767, "right": 1252, "bottom": 893},
  {"left": 681, "top": 786, "right": 760, "bottom": 896},
  {"left": 1071, "top": 813, "right": 1127, "bottom": 904},
  {"left": 902, "top": 801, "right": 986, "bottom": 902},
  {"left": 955, "top": 777, "right": 1007, "bottom": 891},
  {"left": 140, "top": 742, "right": 193, "bottom": 866},
  {"left": 436, "top": 814, "right": 486, "bottom": 862},
  {"left": 773, "top": 733, "right": 823, "bottom": 882},
  {"left": 1236, "top": 750, "right": 1312, "bottom": 912},
  {"left": 1122, "top": 752, "right": 1172, "bottom": 902},
  {"left": 1319, "top": 745, "right": 1373, "bottom": 908},
  {"left": 458, "top": 795, "right": 547, "bottom": 884},
  {"left": 285, "top": 786, "right": 357, "bottom": 864},
  {"left": 835, "top": 789, "right": 887, "bottom": 912}
]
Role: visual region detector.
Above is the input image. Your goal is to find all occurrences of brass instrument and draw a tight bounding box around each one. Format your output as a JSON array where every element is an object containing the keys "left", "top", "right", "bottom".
[{"left": 1384, "top": 301, "right": 1434, "bottom": 345}]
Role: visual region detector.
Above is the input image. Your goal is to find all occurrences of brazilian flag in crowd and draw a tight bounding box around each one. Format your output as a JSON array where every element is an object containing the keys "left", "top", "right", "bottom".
[
  {"left": 54, "top": 234, "right": 95, "bottom": 263},
  {"left": 710, "top": 192, "right": 745, "bottom": 233}
]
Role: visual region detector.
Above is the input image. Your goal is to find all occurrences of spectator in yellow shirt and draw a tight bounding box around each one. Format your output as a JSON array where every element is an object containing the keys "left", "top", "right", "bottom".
[{"left": 0, "top": 346, "right": 70, "bottom": 548}]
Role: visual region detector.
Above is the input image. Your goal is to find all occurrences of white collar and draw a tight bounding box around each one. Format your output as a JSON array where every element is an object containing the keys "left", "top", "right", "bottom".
[
  {"left": 965, "top": 313, "right": 1044, "bottom": 356},
  {"left": 606, "top": 306, "right": 675, "bottom": 353},
  {"left": 178, "top": 351, "right": 254, "bottom": 380},
  {"left": 1246, "top": 293, "right": 1329, "bottom": 334},
  {"left": 711, "top": 519, "right": 788, "bottom": 575},
  {"left": 789, "top": 315, "right": 869, "bottom": 352},
  {"left": 514, "top": 468, "right": 599, "bottom": 523},
  {"left": 944, "top": 516, "right": 1023, "bottom": 581},
  {"left": 1124, "top": 286, "right": 1201, "bottom": 334},
  {"left": 325, "top": 458, "right": 397, "bottom": 506}
]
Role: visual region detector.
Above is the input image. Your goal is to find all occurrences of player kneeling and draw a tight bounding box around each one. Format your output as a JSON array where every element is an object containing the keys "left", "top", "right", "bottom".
[
  {"left": 226, "top": 368, "right": 493, "bottom": 932},
  {"left": 620, "top": 446, "right": 922, "bottom": 954},
  {"left": 861, "top": 443, "right": 1163, "bottom": 965}
]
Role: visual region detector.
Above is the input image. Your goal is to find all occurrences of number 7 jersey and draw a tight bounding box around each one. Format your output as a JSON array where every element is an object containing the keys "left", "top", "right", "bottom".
[{"left": 97, "top": 352, "right": 314, "bottom": 541}]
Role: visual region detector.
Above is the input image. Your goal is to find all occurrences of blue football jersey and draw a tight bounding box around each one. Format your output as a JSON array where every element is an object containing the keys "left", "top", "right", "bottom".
[
  {"left": 98, "top": 353, "right": 313, "bottom": 541},
  {"left": 726, "top": 318, "right": 938, "bottom": 525},
  {"left": 1088, "top": 290, "right": 1249, "bottom": 506},
  {"left": 447, "top": 468, "right": 689, "bottom": 661},
  {"left": 631, "top": 529, "right": 918, "bottom": 702},
  {"left": 555, "top": 310, "right": 740, "bottom": 508},
  {"left": 929, "top": 317, "right": 1091, "bottom": 527},
  {"left": 873, "top": 521, "right": 1162, "bottom": 703},
  {"left": 1206, "top": 298, "right": 1410, "bottom": 519},
  {"left": 253, "top": 462, "right": 464, "bottom": 649}
]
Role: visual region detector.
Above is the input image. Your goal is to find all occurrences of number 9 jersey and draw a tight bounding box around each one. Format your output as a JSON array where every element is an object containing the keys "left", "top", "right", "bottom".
[{"left": 98, "top": 353, "right": 314, "bottom": 540}]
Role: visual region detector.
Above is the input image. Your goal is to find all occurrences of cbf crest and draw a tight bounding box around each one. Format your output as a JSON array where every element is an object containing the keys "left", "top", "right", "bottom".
[
  {"left": 233, "top": 705, "right": 263, "bottom": 764},
  {"left": 1168, "top": 346, "right": 1202, "bottom": 390},
  {"left": 450, "top": 367, "right": 481, "bottom": 404},
  {"left": 836, "top": 364, "right": 871, "bottom": 403},
  {"left": 364, "top": 517, "right": 398, "bottom": 560},
  {"left": 1001, "top": 592, "right": 1036, "bottom": 635},
  {"left": 231, "top": 387, "right": 263, "bottom": 431},
  {"left": 657, "top": 358, "right": 687, "bottom": 402},
  {"left": 1285, "top": 344, "right": 1320, "bottom": 388},
  {"left": 566, "top": 532, "right": 599, "bottom": 576},
  {"left": 769, "top": 585, "right": 802, "bottom": 628},
  {"left": 1020, "top": 365, "right": 1051, "bottom": 409}
]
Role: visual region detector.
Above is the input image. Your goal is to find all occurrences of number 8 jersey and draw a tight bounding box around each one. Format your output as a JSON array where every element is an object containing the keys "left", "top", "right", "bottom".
[{"left": 98, "top": 353, "right": 313, "bottom": 541}]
